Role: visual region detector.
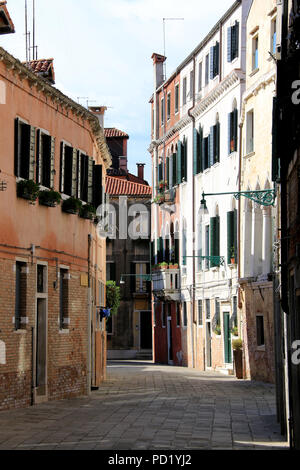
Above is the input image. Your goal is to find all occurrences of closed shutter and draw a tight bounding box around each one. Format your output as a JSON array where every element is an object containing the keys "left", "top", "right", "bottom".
[
  {"left": 198, "top": 126, "right": 203, "bottom": 173},
  {"left": 166, "top": 157, "right": 170, "bottom": 188},
  {"left": 29, "top": 126, "right": 36, "bottom": 181},
  {"left": 87, "top": 157, "right": 94, "bottom": 203},
  {"left": 93, "top": 164, "right": 103, "bottom": 209},
  {"left": 50, "top": 137, "right": 55, "bottom": 189},
  {"left": 210, "top": 217, "right": 216, "bottom": 267},
  {"left": 228, "top": 112, "right": 232, "bottom": 155},
  {"left": 151, "top": 241, "right": 155, "bottom": 266},
  {"left": 227, "top": 26, "right": 232, "bottom": 62},
  {"left": 158, "top": 161, "right": 163, "bottom": 184},
  {"left": 209, "top": 127, "right": 214, "bottom": 167},
  {"left": 215, "top": 122, "right": 220, "bottom": 162},
  {"left": 183, "top": 139, "right": 187, "bottom": 182},
  {"left": 210, "top": 46, "right": 214, "bottom": 79},
  {"left": 202, "top": 134, "right": 206, "bottom": 171},
  {"left": 177, "top": 141, "right": 182, "bottom": 184},
  {"left": 215, "top": 42, "right": 220, "bottom": 76},
  {"left": 72, "top": 148, "right": 78, "bottom": 197},
  {"left": 60, "top": 142, "right": 65, "bottom": 193},
  {"left": 234, "top": 22, "right": 239, "bottom": 59},
  {"left": 14, "top": 118, "right": 19, "bottom": 177},
  {"left": 172, "top": 152, "right": 177, "bottom": 186},
  {"left": 193, "top": 128, "right": 198, "bottom": 175},
  {"left": 174, "top": 238, "right": 179, "bottom": 264},
  {"left": 234, "top": 209, "right": 238, "bottom": 263},
  {"left": 36, "top": 129, "right": 41, "bottom": 183},
  {"left": 233, "top": 108, "right": 238, "bottom": 152}
]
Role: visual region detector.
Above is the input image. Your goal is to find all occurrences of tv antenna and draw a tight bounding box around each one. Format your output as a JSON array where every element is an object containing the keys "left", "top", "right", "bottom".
[
  {"left": 163, "top": 17, "right": 184, "bottom": 80},
  {"left": 25, "top": 0, "right": 38, "bottom": 62}
]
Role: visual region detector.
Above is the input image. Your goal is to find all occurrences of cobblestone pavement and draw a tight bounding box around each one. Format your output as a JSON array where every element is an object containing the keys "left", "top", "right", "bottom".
[{"left": 0, "top": 361, "right": 289, "bottom": 450}]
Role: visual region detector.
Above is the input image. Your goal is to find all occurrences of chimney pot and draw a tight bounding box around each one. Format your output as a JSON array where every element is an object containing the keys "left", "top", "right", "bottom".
[{"left": 137, "top": 163, "right": 145, "bottom": 181}]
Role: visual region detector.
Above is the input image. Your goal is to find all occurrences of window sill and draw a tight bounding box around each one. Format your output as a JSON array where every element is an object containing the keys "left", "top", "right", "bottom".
[
  {"left": 244, "top": 151, "right": 255, "bottom": 159},
  {"left": 59, "top": 329, "right": 69, "bottom": 334},
  {"left": 257, "top": 345, "right": 265, "bottom": 351},
  {"left": 14, "top": 329, "right": 27, "bottom": 334},
  {"left": 250, "top": 68, "right": 259, "bottom": 77}
]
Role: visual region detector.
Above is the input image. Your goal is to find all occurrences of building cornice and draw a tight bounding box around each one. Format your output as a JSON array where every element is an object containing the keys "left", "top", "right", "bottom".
[{"left": 0, "top": 47, "right": 112, "bottom": 169}]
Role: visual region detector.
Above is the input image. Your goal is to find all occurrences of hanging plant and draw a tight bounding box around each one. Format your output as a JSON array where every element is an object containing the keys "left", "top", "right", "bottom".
[
  {"left": 80, "top": 203, "right": 96, "bottom": 220},
  {"left": 62, "top": 197, "right": 82, "bottom": 215},
  {"left": 106, "top": 281, "right": 121, "bottom": 316},
  {"left": 17, "top": 179, "right": 40, "bottom": 203},
  {"left": 38, "top": 189, "right": 62, "bottom": 207}
]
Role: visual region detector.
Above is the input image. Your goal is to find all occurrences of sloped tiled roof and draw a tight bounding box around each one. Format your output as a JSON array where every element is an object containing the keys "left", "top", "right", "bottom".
[
  {"left": 0, "top": 1, "right": 15, "bottom": 34},
  {"left": 104, "top": 128, "right": 129, "bottom": 139},
  {"left": 107, "top": 168, "right": 148, "bottom": 185},
  {"left": 24, "top": 58, "right": 55, "bottom": 84},
  {"left": 106, "top": 176, "right": 152, "bottom": 196}
]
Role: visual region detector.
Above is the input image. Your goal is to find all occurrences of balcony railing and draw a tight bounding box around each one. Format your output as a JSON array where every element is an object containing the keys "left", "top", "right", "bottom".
[{"left": 152, "top": 266, "right": 181, "bottom": 301}]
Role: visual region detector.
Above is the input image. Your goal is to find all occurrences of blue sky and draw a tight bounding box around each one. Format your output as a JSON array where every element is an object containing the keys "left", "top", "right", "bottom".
[{"left": 1, "top": 0, "right": 234, "bottom": 182}]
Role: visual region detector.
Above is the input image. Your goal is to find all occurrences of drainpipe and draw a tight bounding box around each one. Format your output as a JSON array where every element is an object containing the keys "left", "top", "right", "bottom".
[
  {"left": 87, "top": 233, "right": 92, "bottom": 395},
  {"left": 188, "top": 56, "right": 196, "bottom": 369}
]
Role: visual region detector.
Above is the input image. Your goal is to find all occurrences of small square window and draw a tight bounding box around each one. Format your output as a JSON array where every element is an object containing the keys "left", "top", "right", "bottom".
[
  {"left": 256, "top": 315, "right": 265, "bottom": 346},
  {"left": 252, "top": 35, "right": 259, "bottom": 70}
]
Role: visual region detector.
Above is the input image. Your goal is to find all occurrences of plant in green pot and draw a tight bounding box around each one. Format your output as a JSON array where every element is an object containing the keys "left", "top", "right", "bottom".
[
  {"left": 17, "top": 179, "right": 40, "bottom": 203},
  {"left": 80, "top": 203, "right": 96, "bottom": 220},
  {"left": 232, "top": 338, "right": 243, "bottom": 379},
  {"left": 38, "top": 189, "right": 62, "bottom": 207},
  {"left": 214, "top": 324, "right": 221, "bottom": 336},
  {"left": 62, "top": 196, "right": 82, "bottom": 215}
]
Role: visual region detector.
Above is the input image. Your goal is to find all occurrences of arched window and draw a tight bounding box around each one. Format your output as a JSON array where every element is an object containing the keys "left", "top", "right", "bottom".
[{"left": 228, "top": 98, "right": 238, "bottom": 154}]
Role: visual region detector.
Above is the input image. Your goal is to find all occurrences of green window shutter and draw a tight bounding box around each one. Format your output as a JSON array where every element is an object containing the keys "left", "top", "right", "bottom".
[
  {"left": 210, "top": 217, "right": 217, "bottom": 267},
  {"left": 14, "top": 118, "right": 20, "bottom": 177},
  {"left": 198, "top": 126, "right": 203, "bottom": 173},
  {"left": 166, "top": 157, "right": 170, "bottom": 188},
  {"left": 29, "top": 126, "right": 36, "bottom": 181},
  {"left": 234, "top": 209, "right": 238, "bottom": 263},
  {"left": 193, "top": 128, "right": 198, "bottom": 175},
  {"left": 158, "top": 162, "right": 163, "bottom": 184},
  {"left": 184, "top": 139, "right": 188, "bottom": 182},
  {"left": 87, "top": 157, "right": 94, "bottom": 203},
  {"left": 172, "top": 152, "right": 177, "bottom": 186},
  {"left": 76, "top": 151, "right": 81, "bottom": 198},
  {"left": 36, "top": 129, "right": 41, "bottom": 183},
  {"left": 181, "top": 140, "right": 186, "bottom": 182},
  {"left": 233, "top": 109, "right": 238, "bottom": 152},
  {"left": 177, "top": 141, "right": 182, "bottom": 184},
  {"left": 60, "top": 142, "right": 65, "bottom": 193},
  {"left": 209, "top": 127, "right": 214, "bottom": 167},
  {"left": 227, "top": 211, "right": 235, "bottom": 264},
  {"left": 228, "top": 112, "right": 232, "bottom": 154},
  {"left": 50, "top": 137, "right": 55, "bottom": 189}
]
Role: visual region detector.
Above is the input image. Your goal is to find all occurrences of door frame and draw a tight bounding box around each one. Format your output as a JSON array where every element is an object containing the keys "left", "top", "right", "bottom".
[
  {"left": 139, "top": 310, "right": 152, "bottom": 350},
  {"left": 223, "top": 311, "right": 232, "bottom": 364},
  {"left": 206, "top": 320, "right": 212, "bottom": 369},
  {"left": 34, "top": 261, "right": 48, "bottom": 404}
]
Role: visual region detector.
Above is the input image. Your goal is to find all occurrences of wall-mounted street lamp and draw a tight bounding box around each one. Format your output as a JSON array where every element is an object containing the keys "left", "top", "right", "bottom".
[
  {"left": 119, "top": 274, "right": 152, "bottom": 285},
  {"left": 200, "top": 189, "right": 276, "bottom": 214},
  {"left": 183, "top": 255, "right": 226, "bottom": 267}
]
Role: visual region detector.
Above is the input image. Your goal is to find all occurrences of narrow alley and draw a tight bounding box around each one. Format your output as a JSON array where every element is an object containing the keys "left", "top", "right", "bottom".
[{"left": 0, "top": 362, "right": 288, "bottom": 450}]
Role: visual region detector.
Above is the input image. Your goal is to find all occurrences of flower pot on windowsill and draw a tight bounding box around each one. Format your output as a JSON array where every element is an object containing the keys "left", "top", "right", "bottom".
[
  {"left": 17, "top": 180, "right": 40, "bottom": 203},
  {"left": 80, "top": 204, "right": 96, "bottom": 220},
  {"left": 62, "top": 197, "right": 82, "bottom": 215},
  {"left": 38, "top": 189, "right": 62, "bottom": 207}
]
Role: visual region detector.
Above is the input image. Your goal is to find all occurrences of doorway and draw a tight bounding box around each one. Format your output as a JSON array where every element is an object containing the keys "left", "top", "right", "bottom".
[
  {"left": 36, "top": 298, "right": 47, "bottom": 399},
  {"left": 224, "top": 312, "right": 232, "bottom": 364},
  {"left": 140, "top": 311, "right": 152, "bottom": 350}
]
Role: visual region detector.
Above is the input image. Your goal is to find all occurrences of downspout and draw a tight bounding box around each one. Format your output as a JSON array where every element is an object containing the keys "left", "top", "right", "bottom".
[
  {"left": 87, "top": 233, "right": 92, "bottom": 395},
  {"left": 188, "top": 55, "right": 196, "bottom": 369}
]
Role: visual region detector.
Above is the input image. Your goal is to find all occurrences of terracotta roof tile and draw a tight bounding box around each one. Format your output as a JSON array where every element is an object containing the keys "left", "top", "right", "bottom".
[
  {"left": 104, "top": 128, "right": 129, "bottom": 139},
  {"left": 106, "top": 176, "right": 152, "bottom": 196},
  {"left": 24, "top": 58, "right": 55, "bottom": 84}
]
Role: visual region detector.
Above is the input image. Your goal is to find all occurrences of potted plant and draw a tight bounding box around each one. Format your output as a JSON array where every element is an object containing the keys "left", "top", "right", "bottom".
[
  {"left": 232, "top": 338, "right": 243, "bottom": 379},
  {"left": 38, "top": 189, "right": 62, "bottom": 207},
  {"left": 80, "top": 203, "right": 96, "bottom": 220},
  {"left": 214, "top": 324, "right": 221, "bottom": 336},
  {"left": 158, "top": 180, "right": 167, "bottom": 191},
  {"left": 159, "top": 262, "right": 169, "bottom": 269},
  {"left": 231, "top": 325, "right": 239, "bottom": 337},
  {"left": 169, "top": 263, "right": 179, "bottom": 269},
  {"left": 106, "top": 281, "right": 121, "bottom": 316},
  {"left": 230, "top": 246, "right": 236, "bottom": 264},
  {"left": 61, "top": 197, "right": 82, "bottom": 215},
  {"left": 17, "top": 179, "right": 40, "bottom": 203},
  {"left": 153, "top": 194, "right": 165, "bottom": 204}
]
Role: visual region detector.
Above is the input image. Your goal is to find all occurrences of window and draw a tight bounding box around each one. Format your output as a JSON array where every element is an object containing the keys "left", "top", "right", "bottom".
[
  {"left": 14, "top": 118, "right": 35, "bottom": 181},
  {"left": 211, "top": 120, "right": 220, "bottom": 164},
  {"left": 271, "top": 18, "right": 277, "bottom": 55},
  {"left": 176, "top": 304, "right": 181, "bottom": 326},
  {"left": 161, "top": 97, "right": 165, "bottom": 126},
  {"left": 198, "top": 300, "right": 203, "bottom": 326},
  {"left": 182, "top": 77, "right": 187, "bottom": 106},
  {"left": 210, "top": 216, "right": 220, "bottom": 267},
  {"left": 227, "top": 210, "right": 237, "bottom": 265},
  {"left": 59, "top": 268, "right": 69, "bottom": 330},
  {"left": 205, "top": 54, "right": 209, "bottom": 85},
  {"left": 214, "top": 298, "right": 220, "bottom": 327},
  {"left": 190, "top": 70, "right": 194, "bottom": 99},
  {"left": 130, "top": 263, "right": 149, "bottom": 293},
  {"left": 256, "top": 315, "right": 265, "bottom": 346},
  {"left": 175, "top": 84, "right": 179, "bottom": 114},
  {"left": 15, "top": 261, "right": 27, "bottom": 330},
  {"left": 205, "top": 225, "right": 210, "bottom": 270},
  {"left": 228, "top": 22, "right": 239, "bottom": 62},
  {"left": 37, "top": 264, "right": 47, "bottom": 293},
  {"left": 106, "top": 315, "right": 113, "bottom": 335},
  {"left": 228, "top": 108, "right": 238, "bottom": 154},
  {"left": 205, "top": 299, "right": 211, "bottom": 320},
  {"left": 198, "top": 62, "right": 203, "bottom": 92},
  {"left": 36, "top": 131, "right": 55, "bottom": 188},
  {"left": 203, "top": 136, "right": 209, "bottom": 170},
  {"left": 246, "top": 110, "right": 254, "bottom": 154},
  {"left": 183, "top": 302, "right": 187, "bottom": 327},
  {"left": 252, "top": 35, "right": 259, "bottom": 70},
  {"left": 167, "top": 92, "right": 171, "bottom": 121},
  {"left": 210, "top": 42, "right": 220, "bottom": 79},
  {"left": 232, "top": 296, "right": 238, "bottom": 328},
  {"left": 106, "top": 262, "right": 116, "bottom": 282},
  {"left": 162, "top": 304, "right": 166, "bottom": 327}
]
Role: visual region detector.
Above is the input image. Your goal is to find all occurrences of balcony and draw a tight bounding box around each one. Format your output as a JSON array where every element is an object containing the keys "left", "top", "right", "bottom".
[{"left": 152, "top": 266, "right": 181, "bottom": 301}]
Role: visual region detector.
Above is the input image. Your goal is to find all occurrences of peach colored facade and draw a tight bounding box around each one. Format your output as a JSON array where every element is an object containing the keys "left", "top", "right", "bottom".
[{"left": 0, "top": 46, "right": 111, "bottom": 409}]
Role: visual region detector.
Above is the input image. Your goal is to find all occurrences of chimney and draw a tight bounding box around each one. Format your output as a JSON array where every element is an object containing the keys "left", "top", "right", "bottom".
[
  {"left": 137, "top": 163, "right": 145, "bottom": 181},
  {"left": 119, "top": 156, "right": 128, "bottom": 172},
  {"left": 151, "top": 53, "right": 166, "bottom": 90},
  {"left": 88, "top": 106, "right": 107, "bottom": 128}
]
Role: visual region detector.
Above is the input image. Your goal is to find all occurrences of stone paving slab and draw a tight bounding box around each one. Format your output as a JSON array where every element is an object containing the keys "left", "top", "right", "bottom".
[{"left": 0, "top": 361, "right": 289, "bottom": 450}]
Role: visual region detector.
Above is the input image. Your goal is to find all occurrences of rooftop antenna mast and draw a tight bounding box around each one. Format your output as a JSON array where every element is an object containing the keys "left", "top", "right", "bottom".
[
  {"left": 25, "top": 0, "right": 29, "bottom": 62},
  {"left": 32, "top": 0, "right": 37, "bottom": 60},
  {"left": 163, "top": 17, "right": 184, "bottom": 80}
]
